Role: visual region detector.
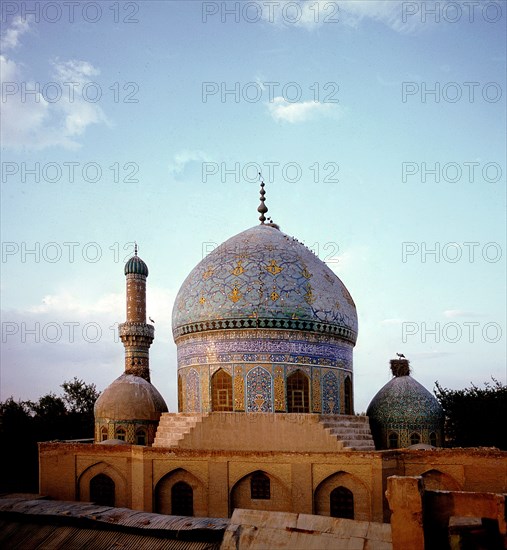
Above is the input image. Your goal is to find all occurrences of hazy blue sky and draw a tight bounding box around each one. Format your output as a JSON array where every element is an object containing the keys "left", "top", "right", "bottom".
[{"left": 1, "top": 0, "right": 505, "bottom": 412}]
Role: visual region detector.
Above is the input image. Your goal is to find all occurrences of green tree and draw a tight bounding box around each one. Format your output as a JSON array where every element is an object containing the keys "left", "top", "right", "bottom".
[
  {"left": 30, "top": 392, "right": 66, "bottom": 418},
  {"left": 61, "top": 377, "right": 99, "bottom": 415},
  {"left": 0, "top": 378, "right": 100, "bottom": 493},
  {"left": 61, "top": 377, "right": 99, "bottom": 439},
  {"left": 0, "top": 398, "right": 38, "bottom": 492},
  {"left": 0, "top": 397, "right": 32, "bottom": 431},
  {"left": 29, "top": 392, "right": 68, "bottom": 442},
  {"left": 434, "top": 379, "right": 507, "bottom": 450}
]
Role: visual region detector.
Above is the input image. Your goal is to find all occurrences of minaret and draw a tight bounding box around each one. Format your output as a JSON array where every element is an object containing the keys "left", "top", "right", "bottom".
[{"left": 119, "top": 245, "right": 154, "bottom": 382}]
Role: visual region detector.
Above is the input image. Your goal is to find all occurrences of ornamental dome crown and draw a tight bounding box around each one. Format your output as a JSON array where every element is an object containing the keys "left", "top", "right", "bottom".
[
  {"left": 94, "top": 374, "right": 167, "bottom": 421},
  {"left": 124, "top": 246, "right": 149, "bottom": 277},
  {"left": 172, "top": 223, "right": 357, "bottom": 343}
]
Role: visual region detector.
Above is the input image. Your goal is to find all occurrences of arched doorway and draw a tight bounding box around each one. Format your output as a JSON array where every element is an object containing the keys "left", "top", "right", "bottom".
[
  {"left": 388, "top": 431, "right": 399, "bottom": 449},
  {"left": 287, "top": 370, "right": 309, "bottom": 413},
  {"left": 230, "top": 470, "right": 290, "bottom": 513},
  {"left": 250, "top": 471, "right": 270, "bottom": 499},
  {"left": 178, "top": 375, "right": 183, "bottom": 412},
  {"left": 171, "top": 481, "right": 194, "bottom": 516},
  {"left": 410, "top": 432, "right": 421, "bottom": 445},
  {"left": 90, "top": 473, "right": 115, "bottom": 507},
  {"left": 135, "top": 428, "right": 146, "bottom": 445},
  {"left": 330, "top": 486, "right": 354, "bottom": 519},
  {"left": 344, "top": 376, "right": 352, "bottom": 414},
  {"left": 155, "top": 469, "right": 206, "bottom": 516},
  {"left": 211, "top": 369, "right": 233, "bottom": 411},
  {"left": 314, "top": 471, "right": 370, "bottom": 521}
]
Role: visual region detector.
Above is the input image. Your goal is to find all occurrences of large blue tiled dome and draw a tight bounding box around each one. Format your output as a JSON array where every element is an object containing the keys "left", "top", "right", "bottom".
[{"left": 172, "top": 224, "right": 357, "bottom": 342}]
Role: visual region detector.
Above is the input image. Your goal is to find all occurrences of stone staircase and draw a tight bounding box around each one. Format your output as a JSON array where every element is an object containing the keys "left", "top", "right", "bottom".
[
  {"left": 152, "top": 413, "right": 207, "bottom": 448},
  {"left": 319, "top": 415, "right": 376, "bottom": 451},
  {"left": 152, "top": 412, "right": 376, "bottom": 451}
]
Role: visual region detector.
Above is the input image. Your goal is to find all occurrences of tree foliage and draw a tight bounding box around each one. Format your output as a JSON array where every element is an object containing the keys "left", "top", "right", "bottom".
[
  {"left": 434, "top": 378, "right": 507, "bottom": 450},
  {"left": 0, "top": 378, "right": 99, "bottom": 493},
  {"left": 61, "top": 377, "right": 98, "bottom": 415}
]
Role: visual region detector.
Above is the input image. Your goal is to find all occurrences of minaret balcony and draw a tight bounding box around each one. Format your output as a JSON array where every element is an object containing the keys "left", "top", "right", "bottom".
[{"left": 119, "top": 322, "right": 155, "bottom": 339}]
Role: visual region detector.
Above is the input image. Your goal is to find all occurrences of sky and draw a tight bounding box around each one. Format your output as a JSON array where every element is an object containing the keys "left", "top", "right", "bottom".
[{"left": 1, "top": 0, "right": 506, "bottom": 413}]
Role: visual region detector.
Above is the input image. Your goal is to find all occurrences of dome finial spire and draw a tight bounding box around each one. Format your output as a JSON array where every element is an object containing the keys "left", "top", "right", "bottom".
[
  {"left": 134, "top": 242, "right": 138, "bottom": 256},
  {"left": 257, "top": 173, "right": 268, "bottom": 224}
]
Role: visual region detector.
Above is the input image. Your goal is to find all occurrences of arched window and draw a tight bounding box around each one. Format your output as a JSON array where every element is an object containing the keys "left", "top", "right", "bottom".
[
  {"left": 211, "top": 369, "right": 233, "bottom": 411},
  {"left": 344, "top": 376, "right": 352, "bottom": 415},
  {"left": 136, "top": 429, "right": 146, "bottom": 446},
  {"left": 410, "top": 432, "right": 421, "bottom": 445},
  {"left": 330, "top": 486, "right": 354, "bottom": 519},
  {"left": 101, "top": 427, "right": 108, "bottom": 442},
  {"left": 171, "top": 481, "right": 193, "bottom": 516},
  {"left": 287, "top": 370, "right": 309, "bottom": 413},
  {"left": 115, "top": 427, "right": 126, "bottom": 441},
  {"left": 178, "top": 375, "right": 183, "bottom": 412},
  {"left": 388, "top": 432, "right": 399, "bottom": 449},
  {"left": 90, "top": 474, "right": 115, "bottom": 507},
  {"left": 250, "top": 472, "right": 270, "bottom": 500},
  {"left": 429, "top": 432, "right": 437, "bottom": 447}
]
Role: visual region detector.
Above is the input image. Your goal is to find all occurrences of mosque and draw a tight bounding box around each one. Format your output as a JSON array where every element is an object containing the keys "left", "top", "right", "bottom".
[{"left": 38, "top": 184, "right": 505, "bottom": 525}]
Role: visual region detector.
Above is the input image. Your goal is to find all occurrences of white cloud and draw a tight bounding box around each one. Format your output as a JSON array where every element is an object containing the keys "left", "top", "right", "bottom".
[
  {"left": 0, "top": 54, "right": 52, "bottom": 147},
  {"left": 338, "top": 1, "right": 413, "bottom": 32},
  {"left": 267, "top": 96, "right": 340, "bottom": 123},
  {"left": 0, "top": 19, "right": 108, "bottom": 150},
  {"left": 28, "top": 291, "right": 123, "bottom": 315},
  {"left": 52, "top": 59, "right": 100, "bottom": 82},
  {"left": 443, "top": 309, "right": 483, "bottom": 318},
  {"left": 381, "top": 318, "right": 404, "bottom": 325},
  {"left": 25, "top": 286, "right": 174, "bottom": 330},
  {"left": 262, "top": 0, "right": 456, "bottom": 34},
  {"left": 0, "top": 284, "right": 177, "bottom": 401},
  {"left": 0, "top": 15, "right": 31, "bottom": 50},
  {"left": 168, "top": 150, "right": 213, "bottom": 177}
]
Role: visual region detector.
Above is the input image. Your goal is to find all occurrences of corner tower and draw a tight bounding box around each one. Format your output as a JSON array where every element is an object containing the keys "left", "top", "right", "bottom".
[{"left": 94, "top": 247, "right": 168, "bottom": 445}]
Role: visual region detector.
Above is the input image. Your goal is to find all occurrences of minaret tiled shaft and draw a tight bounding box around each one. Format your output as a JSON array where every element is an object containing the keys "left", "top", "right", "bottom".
[{"left": 119, "top": 264, "right": 154, "bottom": 382}]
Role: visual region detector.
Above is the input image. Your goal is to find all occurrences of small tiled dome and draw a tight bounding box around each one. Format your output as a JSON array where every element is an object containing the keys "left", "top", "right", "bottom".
[
  {"left": 366, "top": 360, "right": 444, "bottom": 449},
  {"left": 95, "top": 374, "right": 167, "bottom": 421}
]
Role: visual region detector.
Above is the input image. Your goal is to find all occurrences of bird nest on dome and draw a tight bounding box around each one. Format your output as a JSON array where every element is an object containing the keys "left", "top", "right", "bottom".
[{"left": 390, "top": 359, "right": 411, "bottom": 377}]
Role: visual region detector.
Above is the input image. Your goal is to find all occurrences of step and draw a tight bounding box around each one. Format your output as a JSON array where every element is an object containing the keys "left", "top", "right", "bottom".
[
  {"left": 318, "top": 415, "right": 376, "bottom": 452},
  {"left": 325, "top": 426, "right": 370, "bottom": 435},
  {"left": 156, "top": 422, "right": 199, "bottom": 431},
  {"left": 158, "top": 417, "right": 202, "bottom": 424},
  {"left": 322, "top": 420, "right": 370, "bottom": 429},
  {"left": 153, "top": 413, "right": 208, "bottom": 448},
  {"left": 343, "top": 441, "right": 376, "bottom": 450},
  {"left": 328, "top": 433, "right": 373, "bottom": 441}
]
